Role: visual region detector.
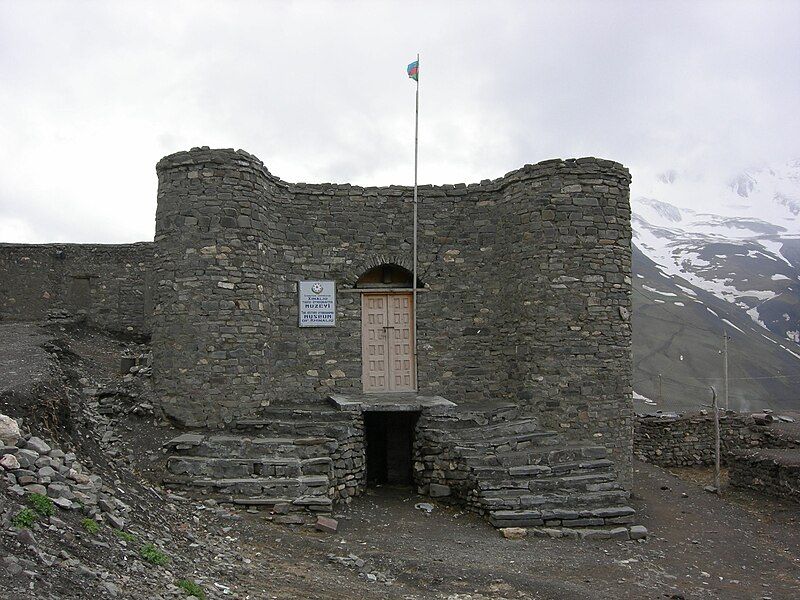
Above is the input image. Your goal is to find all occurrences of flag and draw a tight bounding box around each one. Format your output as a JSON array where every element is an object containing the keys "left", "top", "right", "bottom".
[{"left": 407, "top": 59, "right": 419, "bottom": 81}]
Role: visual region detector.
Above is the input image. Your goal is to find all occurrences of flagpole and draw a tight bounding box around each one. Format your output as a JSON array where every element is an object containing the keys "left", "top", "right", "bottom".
[{"left": 412, "top": 52, "right": 419, "bottom": 392}]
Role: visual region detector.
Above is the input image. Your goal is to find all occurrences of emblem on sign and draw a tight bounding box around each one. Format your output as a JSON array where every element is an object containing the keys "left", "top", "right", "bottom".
[{"left": 311, "top": 282, "right": 323, "bottom": 294}]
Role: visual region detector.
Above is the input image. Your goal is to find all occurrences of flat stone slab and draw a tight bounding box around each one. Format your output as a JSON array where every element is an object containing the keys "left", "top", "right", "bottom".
[
  {"left": 165, "top": 433, "right": 204, "bottom": 448},
  {"left": 327, "top": 393, "right": 456, "bottom": 413}
]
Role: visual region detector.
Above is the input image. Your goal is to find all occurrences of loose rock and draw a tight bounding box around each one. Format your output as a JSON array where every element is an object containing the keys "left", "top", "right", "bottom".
[{"left": 0, "top": 414, "right": 20, "bottom": 445}]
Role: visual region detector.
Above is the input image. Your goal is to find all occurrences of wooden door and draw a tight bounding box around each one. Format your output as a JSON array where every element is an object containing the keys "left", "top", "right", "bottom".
[{"left": 361, "top": 293, "right": 415, "bottom": 392}]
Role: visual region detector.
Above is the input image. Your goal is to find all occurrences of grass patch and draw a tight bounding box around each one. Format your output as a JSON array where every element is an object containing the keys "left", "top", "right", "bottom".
[
  {"left": 176, "top": 579, "right": 206, "bottom": 599},
  {"left": 28, "top": 493, "right": 54, "bottom": 517},
  {"left": 113, "top": 528, "right": 136, "bottom": 543},
  {"left": 140, "top": 543, "right": 170, "bottom": 566},
  {"left": 81, "top": 518, "right": 100, "bottom": 534},
  {"left": 12, "top": 508, "right": 37, "bottom": 528}
]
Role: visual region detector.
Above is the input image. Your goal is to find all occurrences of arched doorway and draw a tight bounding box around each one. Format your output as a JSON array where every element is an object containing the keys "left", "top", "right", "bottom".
[{"left": 357, "top": 264, "right": 416, "bottom": 393}]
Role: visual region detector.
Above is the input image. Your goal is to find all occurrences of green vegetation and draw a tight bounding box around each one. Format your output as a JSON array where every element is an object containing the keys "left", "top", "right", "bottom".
[
  {"left": 12, "top": 508, "right": 37, "bottom": 528},
  {"left": 28, "top": 492, "right": 54, "bottom": 517},
  {"left": 113, "top": 528, "right": 136, "bottom": 543},
  {"left": 176, "top": 579, "right": 206, "bottom": 599},
  {"left": 140, "top": 543, "right": 170, "bottom": 566},
  {"left": 81, "top": 518, "right": 100, "bottom": 534}
]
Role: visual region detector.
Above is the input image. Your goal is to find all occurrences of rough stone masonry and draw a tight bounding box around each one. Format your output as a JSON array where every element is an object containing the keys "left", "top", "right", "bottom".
[
  {"left": 150, "top": 148, "right": 633, "bottom": 472},
  {"left": 0, "top": 147, "right": 636, "bottom": 528}
]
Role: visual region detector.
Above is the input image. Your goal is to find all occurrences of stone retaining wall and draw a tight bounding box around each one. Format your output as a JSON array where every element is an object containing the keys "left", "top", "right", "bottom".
[
  {"left": 634, "top": 412, "right": 800, "bottom": 467},
  {"left": 412, "top": 410, "right": 479, "bottom": 509},
  {"left": 0, "top": 243, "right": 153, "bottom": 337},
  {"left": 328, "top": 413, "right": 366, "bottom": 502},
  {"left": 729, "top": 449, "right": 800, "bottom": 503}
]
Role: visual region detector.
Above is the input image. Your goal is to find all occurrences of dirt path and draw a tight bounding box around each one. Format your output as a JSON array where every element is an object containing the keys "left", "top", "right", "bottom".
[{"left": 225, "top": 461, "right": 799, "bottom": 600}]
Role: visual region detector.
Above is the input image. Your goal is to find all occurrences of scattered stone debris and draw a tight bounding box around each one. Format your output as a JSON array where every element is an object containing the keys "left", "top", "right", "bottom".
[
  {"left": 500, "top": 527, "right": 527, "bottom": 540},
  {"left": 315, "top": 515, "right": 338, "bottom": 533},
  {"left": 327, "top": 553, "right": 395, "bottom": 586}
]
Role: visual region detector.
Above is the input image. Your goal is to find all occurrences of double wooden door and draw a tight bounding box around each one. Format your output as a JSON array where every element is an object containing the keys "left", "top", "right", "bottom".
[{"left": 361, "top": 293, "right": 415, "bottom": 392}]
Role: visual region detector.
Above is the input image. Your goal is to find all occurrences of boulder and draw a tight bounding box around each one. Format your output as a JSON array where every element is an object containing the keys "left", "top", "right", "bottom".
[
  {"left": 0, "top": 454, "right": 20, "bottom": 470},
  {"left": 15, "top": 449, "right": 39, "bottom": 469},
  {"left": 0, "top": 415, "right": 20, "bottom": 446},
  {"left": 24, "top": 484, "right": 48, "bottom": 495},
  {"left": 26, "top": 437, "right": 51, "bottom": 455},
  {"left": 500, "top": 527, "right": 528, "bottom": 540}
]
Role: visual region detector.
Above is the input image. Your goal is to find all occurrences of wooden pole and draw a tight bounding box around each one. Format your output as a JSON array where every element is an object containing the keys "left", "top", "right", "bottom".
[{"left": 710, "top": 385, "right": 721, "bottom": 494}]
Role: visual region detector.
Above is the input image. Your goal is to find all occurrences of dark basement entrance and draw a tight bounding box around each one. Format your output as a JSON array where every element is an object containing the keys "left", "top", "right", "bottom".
[{"left": 364, "top": 411, "right": 420, "bottom": 485}]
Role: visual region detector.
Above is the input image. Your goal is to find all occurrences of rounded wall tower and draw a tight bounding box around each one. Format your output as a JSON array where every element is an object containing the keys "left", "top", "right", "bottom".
[{"left": 152, "top": 147, "right": 277, "bottom": 427}]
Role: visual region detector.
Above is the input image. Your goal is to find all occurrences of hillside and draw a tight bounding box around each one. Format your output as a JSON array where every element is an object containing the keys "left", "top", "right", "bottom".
[{"left": 632, "top": 160, "right": 800, "bottom": 413}]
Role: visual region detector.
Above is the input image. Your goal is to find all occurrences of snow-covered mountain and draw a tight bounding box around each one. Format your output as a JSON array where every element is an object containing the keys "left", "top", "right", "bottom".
[{"left": 631, "top": 160, "right": 800, "bottom": 413}]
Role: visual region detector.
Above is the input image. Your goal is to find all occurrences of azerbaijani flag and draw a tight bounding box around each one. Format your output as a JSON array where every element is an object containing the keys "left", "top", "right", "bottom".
[{"left": 407, "top": 59, "right": 419, "bottom": 81}]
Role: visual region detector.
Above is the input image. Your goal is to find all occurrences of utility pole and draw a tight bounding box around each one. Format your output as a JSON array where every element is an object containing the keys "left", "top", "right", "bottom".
[
  {"left": 723, "top": 330, "right": 729, "bottom": 411},
  {"left": 658, "top": 373, "right": 663, "bottom": 404}
]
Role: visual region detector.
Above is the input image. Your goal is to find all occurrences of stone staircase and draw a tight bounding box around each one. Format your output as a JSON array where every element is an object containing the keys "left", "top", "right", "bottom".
[
  {"left": 162, "top": 399, "right": 640, "bottom": 535},
  {"left": 162, "top": 406, "right": 365, "bottom": 524},
  {"left": 414, "top": 405, "right": 638, "bottom": 532}
]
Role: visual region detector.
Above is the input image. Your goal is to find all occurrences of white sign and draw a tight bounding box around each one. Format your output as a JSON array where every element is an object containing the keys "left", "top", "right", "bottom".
[{"left": 298, "top": 281, "right": 336, "bottom": 327}]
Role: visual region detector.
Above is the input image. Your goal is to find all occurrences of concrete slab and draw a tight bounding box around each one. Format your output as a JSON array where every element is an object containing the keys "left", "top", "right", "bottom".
[{"left": 327, "top": 393, "right": 456, "bottom": 413}]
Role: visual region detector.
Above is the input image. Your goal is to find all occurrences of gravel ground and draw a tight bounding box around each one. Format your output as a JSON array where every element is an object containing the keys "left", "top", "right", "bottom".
[{"left": 1, "top": 321, "right": 798, "bottom": 599}]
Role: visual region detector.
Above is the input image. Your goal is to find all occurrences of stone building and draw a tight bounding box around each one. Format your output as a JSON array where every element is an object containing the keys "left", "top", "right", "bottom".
[{"left": 1, "top": 147, "right": 638, "bottom": 534}]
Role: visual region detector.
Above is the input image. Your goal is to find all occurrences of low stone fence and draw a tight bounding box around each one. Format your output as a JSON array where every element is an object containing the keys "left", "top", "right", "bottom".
[
  {"left": 729, "top": 449, "right": 800, "bottom": 503},
  {"left": 633, "top": 412, "right": 799, "bottom": 467}
]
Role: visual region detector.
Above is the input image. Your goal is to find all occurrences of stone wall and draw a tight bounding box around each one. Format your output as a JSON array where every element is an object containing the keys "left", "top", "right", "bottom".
[
  {"left": 152, "top": 147, "right": 633, "bottom": 475},
  {"left": 328, "top": 412, "right": 366, "bottom": 502},
  {"left": 0, "top": 243, "right": 153, "bottom": 337},
  {"left": 634, "top": 413, "right": 800, "bottom": 466},
  {"left": 728, "top": 449, "right": 800, "bottom": 503}
]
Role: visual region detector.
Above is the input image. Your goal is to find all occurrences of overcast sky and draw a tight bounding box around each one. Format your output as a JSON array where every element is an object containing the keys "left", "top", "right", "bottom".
[{"left": 1, "top": 0, "right": 798, "bottom": 243}]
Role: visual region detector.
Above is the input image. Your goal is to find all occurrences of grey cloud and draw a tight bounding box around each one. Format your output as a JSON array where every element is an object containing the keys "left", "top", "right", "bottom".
[{"left": 0, "top": 0, "right": 798, "bottom": 242}]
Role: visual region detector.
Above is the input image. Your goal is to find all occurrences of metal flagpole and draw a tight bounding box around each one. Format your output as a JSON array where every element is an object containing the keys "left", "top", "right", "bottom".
[{"left": 413, "top": 53, "right": 419, "bottom": 391}]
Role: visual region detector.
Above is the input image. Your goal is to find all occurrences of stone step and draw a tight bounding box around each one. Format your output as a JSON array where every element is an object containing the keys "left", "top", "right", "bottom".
[
  {"left": 232, "top": 419, "right": 356, "bottom": 438},
  {"left": 418, "top": 406, "right": 522, "bottom": 431},
  {"left": 228, "top": 495, "right": 333, "bottom": 512},
  {"left": 165, "top": 434, "right": 338, "bottom": 459},
  {"left": 489, "top": 505, "right": 636, "bottom": 529},
  {"left": 165, "top": 474, "right": 330, "bottom": 498},
  {"left": 462, "top": 446, "right": 612, "bottom": 474},
  {"left": 237, "top": 407, "right": 352, "bottom": 423},
  {"left": 464, "top": 445, "right": 608, "bottom": 468},
  {"left": 479, "top": 489, "right": 631, "bottom": 512},
  {"left": 166, "top": 455, "right": 332, "bottom": 479},
  {"left": 455, "top": 418, "right": 542, "bottom": 441},
  {"left": 456, "top": 431, "right": 563, "bottom": 453},
  {"left": 473, "top": 471, "right": 620, "bottom": 493}
]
